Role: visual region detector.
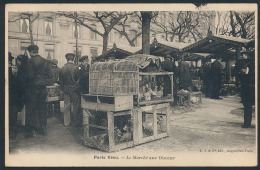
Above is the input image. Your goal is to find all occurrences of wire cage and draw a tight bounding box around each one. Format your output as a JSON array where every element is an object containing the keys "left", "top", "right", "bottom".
[
  {"left": 89, "top": 60, "right": 139, "bottom": 95},
  {"left": 135, "top": 72, "right": 174, "bottom": 106}
]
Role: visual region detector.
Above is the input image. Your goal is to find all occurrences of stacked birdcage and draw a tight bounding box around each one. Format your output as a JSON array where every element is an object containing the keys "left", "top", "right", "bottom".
[{"left": 89, "top": 60, "right": 139, "bottom": 95}]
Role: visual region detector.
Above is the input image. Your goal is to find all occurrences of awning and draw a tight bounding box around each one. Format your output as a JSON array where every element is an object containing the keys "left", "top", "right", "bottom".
[
  {"left": 135, "top": 38, "right": 190, "bottom": 57},
  {"left": 181, "top": 34, "right": 253, "bottom": 53},
  {"left": 94, "top": 44, "right": 140, "bottom": 61},
  {"left": 183, "top": 53, "right": 213, "bottom": 61}
]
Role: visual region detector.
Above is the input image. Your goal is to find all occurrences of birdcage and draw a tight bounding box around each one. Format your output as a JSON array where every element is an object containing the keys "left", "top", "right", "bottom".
[
  {"left": 135, "top": 72, "right": 174, "bottom": 106},
  {"left": 82, "top": 109, "right": 134, "bottom": 152},
  {"left": 82, "top": 103, "right": 170, "bottom": 152},
  {"left": 89, "top": 60, "right": 139, "bottom": 95}
]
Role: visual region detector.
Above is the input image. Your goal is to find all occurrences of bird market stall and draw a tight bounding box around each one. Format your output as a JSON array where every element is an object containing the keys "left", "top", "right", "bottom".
[{"left": 81, "top": 54, "right": 173, "bottom": 152}]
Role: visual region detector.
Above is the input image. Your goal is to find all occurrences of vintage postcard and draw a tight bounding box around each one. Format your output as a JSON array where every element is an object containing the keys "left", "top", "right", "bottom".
[{"left": 5, "top": 3, "right": 257, "bottom": 167}]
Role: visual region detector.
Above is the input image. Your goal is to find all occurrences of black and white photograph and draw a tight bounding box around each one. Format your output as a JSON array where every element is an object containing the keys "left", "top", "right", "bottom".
[{"left": 5, "top": 3, "right": 257, "bottom": 167}]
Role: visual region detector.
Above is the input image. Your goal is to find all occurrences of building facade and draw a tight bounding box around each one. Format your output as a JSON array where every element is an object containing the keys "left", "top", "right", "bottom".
[{"left": 8, "top": 12, "right": 142, "bottom": 67}]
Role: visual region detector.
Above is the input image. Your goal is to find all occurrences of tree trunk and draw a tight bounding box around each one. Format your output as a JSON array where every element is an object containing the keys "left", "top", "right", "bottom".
[
  {"left": 102, "top": 33, "right": 108, "bottom": 54},
  {"left": 28, "top": 19, "right": 34, "bottom": 45},
  {"left": 230, "top": 11, "right": 236, "bottom": 37},
  {"left": 141, "top": 12, "right": 152, "bottom": 54}
]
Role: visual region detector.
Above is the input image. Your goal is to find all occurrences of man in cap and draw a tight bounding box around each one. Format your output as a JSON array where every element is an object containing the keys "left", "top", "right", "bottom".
[
  {"left": 59, "top": 53, "right": 81, "bottom": 127},
  {"left": 47, "top": 59, "right": 61, "bottom": 118},
  {"left": 210, "top": 57, "right": 223, "bottom": 99},
  {"left": 78, "top": 55, "right": 90, "bottom": 94},
  {"left": 234, "top": 52, "right": 255, "bottom": 128},
  {"left": 25, "top": 44, "right": 52, "bottom": 137},
  {"left": 176, "top": 54, "right": 192, "bottom": 91}
]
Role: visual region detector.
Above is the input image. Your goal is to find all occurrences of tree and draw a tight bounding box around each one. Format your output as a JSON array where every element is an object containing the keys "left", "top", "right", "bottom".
[
  {"left": 113, "top": 12, "right": 142, "bottom": 47},
  {"left": 8, "top": 12, "right": 40, "bottom": 45},
  {"left": 60, "top": 11, "right": 134, "bottom": 53},
  {"left": 215, "top": 11, "right": 255, "bottom": 39},
  {"left": 151, "top": 11, "right": 213, "bottom": 43}
]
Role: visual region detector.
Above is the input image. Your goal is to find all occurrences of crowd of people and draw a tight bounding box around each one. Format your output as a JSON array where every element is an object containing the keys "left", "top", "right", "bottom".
[
  {"left": 8, "top": 45, "right": 255, "bottom": 141},
  {"left": 9, "top": 45, "right": 90, "bottom": 139}
]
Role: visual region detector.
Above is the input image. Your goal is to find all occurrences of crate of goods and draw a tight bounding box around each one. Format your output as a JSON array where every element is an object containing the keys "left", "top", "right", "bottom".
[
  {"left": 46, "top": 85, "right": 64, "bottom": 102},
  {"left": 136, "top": 72, "right": 174, "bottom": 106},
  {"left": 81, "top": 94, "right": 133, "bottom": 112},
  {"left": 177, "top": 90, "right": 202, "bottom": 107},
  {"left": 132, "top": 103, "right": 170, "bottom": 144},
  {"left": 82, "top": 103, "right": 170, "bottom": 152},
  {"left": 83, "top": 109, "right": 134, "bottom": 152},
  {"left": 89, "top": 60, "right": 139, "bottom": 96}
]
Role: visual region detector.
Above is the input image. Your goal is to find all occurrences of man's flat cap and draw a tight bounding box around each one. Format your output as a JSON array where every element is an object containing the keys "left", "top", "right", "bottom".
[
  {"left": 65, "top": 53, "right": 75, "bottom": 60},
  {"left": 79, "top": 55, "right": 89, "bottom": 62},
  {"left": 27, "top": 45, "right": 39, "bottom": 52},
  {"left": 51, "top": 59, "right": 58, "bottom": 65}
]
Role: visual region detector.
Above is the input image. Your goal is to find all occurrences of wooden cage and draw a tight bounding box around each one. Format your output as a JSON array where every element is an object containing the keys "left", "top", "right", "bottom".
[{"left": 82, "top": 103, "right": 170, "bottom": 152}]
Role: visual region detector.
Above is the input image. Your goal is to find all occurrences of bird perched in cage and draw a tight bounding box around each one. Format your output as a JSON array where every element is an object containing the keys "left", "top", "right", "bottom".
[
  {"left": 156, "top": 85, "right": 164, "bottom": 98},
  {"left": 143, "top": 121, "right": 153, "bottom": 136},
  {"left": 144, "top": 84, "right": 152, "bottom": 101}
]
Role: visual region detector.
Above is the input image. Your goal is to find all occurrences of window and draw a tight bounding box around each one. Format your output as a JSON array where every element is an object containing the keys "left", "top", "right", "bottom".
[
  {"left": 45, "top": 44, "right": 55, "bottom": 60},
  {"left": 73, "top": 46, "right": 82, "bottom": 58},
  {"left": 90, "top": 25, "right": 97, "bottom": 40},
  {"left": 45, "top": 20, "right": 53, "bottom": 35},
  {"left": 73, "top": 24, "right": 80, "bottom": 38},
  {"left": 20, "top": 19, "right": 29, "bottom": 33},
  {"left": 90, "top": 47, "right": 98, "bottom": 58}
]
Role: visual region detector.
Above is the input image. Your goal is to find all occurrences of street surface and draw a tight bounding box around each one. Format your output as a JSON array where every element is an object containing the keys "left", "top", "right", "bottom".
[{"left": 8, "top": 94, "right": 256, "bottom": 166}]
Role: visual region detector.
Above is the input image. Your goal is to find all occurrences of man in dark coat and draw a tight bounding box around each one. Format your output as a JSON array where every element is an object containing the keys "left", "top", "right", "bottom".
[
  {"left": 47, "top": 59, "right": 61, "bottom": 118},
  {"left": 25, "top": 45, "right": 52, "bottom": 137},
  {"left": 9, "top": 52, "right": 19, "bottom": 139},
  {"left": 16, "top": 54, "right": 29, "bottom": 112},
  {"left": 211, "top": 57, "right": 223, "bottom": 99},
  {"left": 78, "top": 55, "right": 90, "bottom": 94},
  {"left": 59, "top": 53, "right": 81, "bottom": 127},
  {"left": 234, "top": 53, "right": 255, "bottom": 128},
  {"left": 177, "top": 55, "right": 193, "bottom": 91},
  {"left": 161, "top": 54, "right": 176, "bottom": 97},
  {"left": 202, "top": 58, "right": 212, "bottom": 98}
]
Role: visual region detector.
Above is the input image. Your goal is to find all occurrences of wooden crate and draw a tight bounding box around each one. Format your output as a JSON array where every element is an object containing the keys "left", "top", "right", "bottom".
[
  {"left": 81, "top": 94, "right": 133, "bottom": 112},
  {"left": 83, "top": 109, "right": 134, "bottom": 152},
  {"left": 82, "top": 103, "right": 170, "bottom": 152},
  {"left": 132, "top": 103, "right": 170, "bottom": 144},
  {"left": 136, "top": 72, "right": 174, "bottom": 106},
  {"left": 177, "top": 91, "right": 202, "bottom": 107}
]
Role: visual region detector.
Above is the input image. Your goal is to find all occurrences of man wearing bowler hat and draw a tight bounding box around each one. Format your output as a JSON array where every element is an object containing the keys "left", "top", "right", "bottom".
[{"left": 25, "top": 44, "right": 52, "bottom": 137}]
